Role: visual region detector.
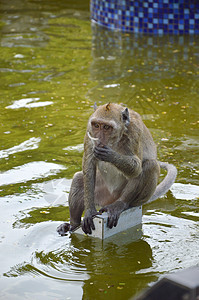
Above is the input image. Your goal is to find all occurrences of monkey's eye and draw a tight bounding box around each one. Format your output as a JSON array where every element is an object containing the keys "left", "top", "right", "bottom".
[
  {"left": 103, "top": 125, "right": 111, "bottom": 130},
  {"left": 93, "top": 123, "right": 99, "bottom": 129}
]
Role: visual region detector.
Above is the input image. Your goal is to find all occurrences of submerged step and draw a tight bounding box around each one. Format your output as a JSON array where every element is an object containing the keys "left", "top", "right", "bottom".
[{"left": 73, "top": 206, "right": 142, "bottom": 239}]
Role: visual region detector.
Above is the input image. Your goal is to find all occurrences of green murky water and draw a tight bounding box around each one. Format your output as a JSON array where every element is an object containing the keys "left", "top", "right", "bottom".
[{"left": 0, "top": 1, "right": 199, "bottom": 299}]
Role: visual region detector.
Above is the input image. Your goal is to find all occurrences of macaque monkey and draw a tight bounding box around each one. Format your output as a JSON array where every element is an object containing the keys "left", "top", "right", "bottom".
[{"left": 57, "top": 103, "right": 177, "bottom": 235}]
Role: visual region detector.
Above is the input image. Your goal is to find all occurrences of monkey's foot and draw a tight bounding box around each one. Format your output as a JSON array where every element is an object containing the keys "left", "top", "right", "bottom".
[
  {"left": 57, "top": 222, "right": 81, "bottom": 236},
  {"left": 99, "top": 201, "right": 127, "bottom": 229},
  {"left": 57, "top": 223, "right": 70, "bottom": 236}
]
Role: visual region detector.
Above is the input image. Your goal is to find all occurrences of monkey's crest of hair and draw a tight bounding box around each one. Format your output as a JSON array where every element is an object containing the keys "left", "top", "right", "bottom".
[
  {"left": 105, "top": 102, "right": 111, "bottom": 111},
  {"left": 91, "top": 103, "right": 130, "bottom": 130}
]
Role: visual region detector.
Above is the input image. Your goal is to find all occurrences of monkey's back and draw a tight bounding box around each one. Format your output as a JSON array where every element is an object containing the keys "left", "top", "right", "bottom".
[{"left": 129, "top": 109, "right": 157, "bottom": 161}]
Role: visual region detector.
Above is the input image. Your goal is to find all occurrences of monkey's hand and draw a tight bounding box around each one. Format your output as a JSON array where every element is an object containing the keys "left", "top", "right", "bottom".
[
  {"left": 99, "top": 201, "right": 127, "bottom": 229},
  {"left": 82, "top": 208, "right": 98, "bottom": 235},
  {"left": 94, "top": 145, "right": 114, "bottom": 162}
]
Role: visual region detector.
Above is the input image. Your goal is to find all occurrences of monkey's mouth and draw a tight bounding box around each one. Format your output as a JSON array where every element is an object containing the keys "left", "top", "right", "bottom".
[{"left": 87, "top": 132, "right": 106, "bottom": 148}]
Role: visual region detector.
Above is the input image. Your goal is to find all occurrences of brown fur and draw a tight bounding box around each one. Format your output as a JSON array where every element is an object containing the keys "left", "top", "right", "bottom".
[{"left": 57, "top": 103, "right": 177, "bottom": 235}]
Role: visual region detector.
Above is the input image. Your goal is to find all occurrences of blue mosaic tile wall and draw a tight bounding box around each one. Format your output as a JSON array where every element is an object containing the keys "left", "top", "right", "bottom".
[{"left": 90, "top": 0, "right": 199, "bottom": 34}]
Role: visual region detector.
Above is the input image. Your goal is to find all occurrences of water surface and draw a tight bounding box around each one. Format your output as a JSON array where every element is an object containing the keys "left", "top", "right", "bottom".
[{"left": 0, "top": 0, "right": 199, "bottom": 299}]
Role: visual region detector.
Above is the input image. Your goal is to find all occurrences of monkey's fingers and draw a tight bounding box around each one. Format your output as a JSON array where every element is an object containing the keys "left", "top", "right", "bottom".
[
  {"left": 94, "top": 149, "right": 107, "bottom": 159},
  {"left": 107, "top": 214, "right": 119, "bottom": 229},
  {"left": 90, "top": 218, "right": 95, "bottom": 230},
  {"left": 94, "top": 146, "right": 110, "bottom": 154},
  {"left": 82, "top": 219, "right": 91, "bottom": 235},
  {"left": 94, "top": 146, "right": 112, "bottom": 161},
  {"left": 95, "top": 145, "right": 108, "bottom": 149},
  {"left": 99, "top": 207, "right": 119, "bottom": 229},
  {"left": 82, "top": 217, "right": 95, "bottom": 235},
  {"left": 99, "top": 207, "right": 108, "bottom": 214}
]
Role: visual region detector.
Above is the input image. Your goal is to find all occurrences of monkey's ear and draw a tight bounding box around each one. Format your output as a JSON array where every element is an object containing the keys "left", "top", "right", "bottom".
[
  {"left": 122, "top": 108, "right": 130, "bottom": 126},
  {"left": 94, "top": 102, "right": 97, "bottom": 111}
]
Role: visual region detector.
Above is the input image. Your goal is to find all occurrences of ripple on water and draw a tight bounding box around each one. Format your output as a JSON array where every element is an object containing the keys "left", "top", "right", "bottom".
[
  {"left": 141, "top": 211, "right": 199, "bottom": 274},
  {"left": 0, "top": 161, "right": 66, "bottom": 186},
  {"left": 4, "top": 221, "right": 89, "bottom": 282}
]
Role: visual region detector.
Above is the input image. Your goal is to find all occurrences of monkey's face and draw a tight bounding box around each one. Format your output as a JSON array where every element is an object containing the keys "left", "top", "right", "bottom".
[
  {"left": 88, "top": 103, "right": 129, "bottom": 148},
  {"left": 90, "top": 121, "right": 114, "bottom": 147},
  {"left": 88, "top": 117, "right": 125, "bottom": 148}
]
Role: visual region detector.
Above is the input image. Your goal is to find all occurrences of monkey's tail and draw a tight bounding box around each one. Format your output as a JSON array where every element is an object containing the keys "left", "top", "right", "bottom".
[{"left": 148, "top": 161, "right": 177, "bottom": 203}]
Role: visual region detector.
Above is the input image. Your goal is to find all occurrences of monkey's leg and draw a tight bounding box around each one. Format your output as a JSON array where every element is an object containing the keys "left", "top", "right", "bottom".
[
  {"left": 121, "top": 159, "right": 160, "bottom": 207},
  {"left": 57, "top": 171, "right": 84, "bottom": 236},
  {"left": 124, "top": 159, "right": 160, "bottom": 207},
  {"left": 100, "top": 159, "right": 159, "bottom": 228}
]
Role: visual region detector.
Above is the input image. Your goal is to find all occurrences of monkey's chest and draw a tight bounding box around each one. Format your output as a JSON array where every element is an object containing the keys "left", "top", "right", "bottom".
[{"left": 97, "top": 161, "right": 126, "bottom": 194}]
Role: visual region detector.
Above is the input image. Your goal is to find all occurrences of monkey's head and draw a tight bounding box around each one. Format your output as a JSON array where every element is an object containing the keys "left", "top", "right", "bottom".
[{"left": 88, "top": 103, "right": 130, "bottom": 147}]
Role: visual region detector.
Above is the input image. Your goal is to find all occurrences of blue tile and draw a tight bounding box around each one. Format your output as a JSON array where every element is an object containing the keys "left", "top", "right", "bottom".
[
  {"left": 173, "top": 3, "right": 179, "bottom": 9},
  {"left": 184, "top": 9, "right": 189, "bottom": 14},
  {"left": 126, "top": 10, "right": 130, "bottom": 16},
  {"left": 90, "top": 0, "right": 199, "bottom": 34}
]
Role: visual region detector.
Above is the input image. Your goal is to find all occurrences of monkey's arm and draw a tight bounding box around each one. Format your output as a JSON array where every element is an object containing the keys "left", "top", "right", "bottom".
[
  {"left": 94, "top": 145, "right": 142, "bottom": 178},
  {"left": 82, "top": 147, "right": 98, "bottom": 234}
]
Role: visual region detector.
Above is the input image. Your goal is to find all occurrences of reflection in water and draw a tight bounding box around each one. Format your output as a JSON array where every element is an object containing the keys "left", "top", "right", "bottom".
[
  {"left": 0, "top": 137, "right": 41, "bottom": 159},
  {"left": 90, "top": 23, "right": 198, "bottom": 80},
  {"left": 171, "top": 182, "right": 199, "bottom": 201},
  {"left": 6, "top": 97, "right": 53, "bottom": 109},
  {"left": 4, "top": 220, "right": 154, "bottom": 299},
  {"left": 89, "top": 24, "right": 199, "bottom": 118},
  {"left": 1, "top": 0, "right": 49, "bottom": 48},
  {"left": 4, "top": 208, "right": 199, "bottom": 298},
  {"left": 74, "top": 235, "right": 153, "bottom": 299}
]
